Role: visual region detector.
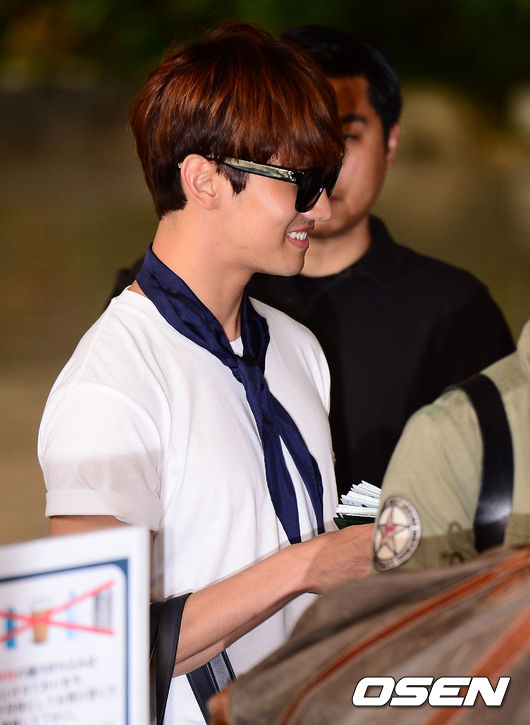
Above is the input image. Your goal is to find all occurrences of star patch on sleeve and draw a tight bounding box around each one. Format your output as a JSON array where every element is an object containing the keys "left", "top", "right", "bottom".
[{"left": 373, "top": 495, "right": 422, "bottom": 571}]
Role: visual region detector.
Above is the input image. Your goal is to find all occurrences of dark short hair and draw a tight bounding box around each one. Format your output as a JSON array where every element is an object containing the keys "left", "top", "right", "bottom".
[
  {"left": 130, "top": 22, "right": 343, "bottom": 218},
  {"left": 283, "top": 25, "right": 402, "bottom": 142}
]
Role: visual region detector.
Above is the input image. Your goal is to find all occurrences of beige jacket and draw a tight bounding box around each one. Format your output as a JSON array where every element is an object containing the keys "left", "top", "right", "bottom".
[{"left": 373, "top": 320, "right": 530, "bottom": 571}]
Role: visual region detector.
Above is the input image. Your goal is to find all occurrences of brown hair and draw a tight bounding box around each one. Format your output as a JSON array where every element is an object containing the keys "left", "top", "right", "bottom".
[{"left": 130, "top": 22, "right": 343, "bottom": 218}]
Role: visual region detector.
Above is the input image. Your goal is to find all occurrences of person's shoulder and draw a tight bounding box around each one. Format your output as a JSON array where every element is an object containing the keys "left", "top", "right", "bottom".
[
  {"left": 396, "top": 243, "right": 487, "bottom": 293},
  {"left": 251, "top": 298, "right": 331, "bottom": 408},
  {"left": 394, "top": 244, "right": 514, "bottom": 346},
  {"left": 372, "top": 217, "right": 494, "bottom": 302},
  {"left": 105, "top": 288, "right": 181, "bottom": 339},
  {"left": 380, "top": 387, "right": 481, "bottom": 513},
  {"left": 391, "top": 385, "right": 468, "bottom": 452},
  {"left": 384, "top": 380, "right": 483, "bottom": 470},
  {"left": 250, "top": 297, "right": 320, "bottom": 348},
  {"left": 409, "top": 338, "right": 524, "bottom": 439},
  {"left": 482, "top": 342, "right": 526, "bottom": 402},
  {"left": 54, "top": 291, "right": 168, "bottom": 385},
  {"left": 413, "top": 386, "right": 475, "bottom": 428},
  {"left": 84, "top": 291, "right": 158, "bottom": 347}
]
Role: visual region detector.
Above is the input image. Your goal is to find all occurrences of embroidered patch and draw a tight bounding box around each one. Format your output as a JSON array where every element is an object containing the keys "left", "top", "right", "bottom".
[{"left": 373, "top": 495, "right": 422, "bottom": 571}]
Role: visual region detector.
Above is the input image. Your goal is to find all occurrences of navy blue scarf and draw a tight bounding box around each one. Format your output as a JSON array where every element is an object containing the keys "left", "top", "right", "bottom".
[{"left": 136, "top": 245, "right": 325, "bottom": 543}]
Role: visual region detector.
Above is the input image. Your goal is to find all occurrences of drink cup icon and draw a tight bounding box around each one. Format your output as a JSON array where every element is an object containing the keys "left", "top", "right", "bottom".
[
  {"left": 31, "top": 598, "right": 52, "bottom": 643},
  {"left": 94, "top": 588, "right": 112, "bottom": 630}
]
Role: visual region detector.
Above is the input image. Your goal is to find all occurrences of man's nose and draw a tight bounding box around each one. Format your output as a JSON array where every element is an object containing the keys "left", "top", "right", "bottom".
[{"left": 305, "top": 190, "right": 332, "bottom": 223}]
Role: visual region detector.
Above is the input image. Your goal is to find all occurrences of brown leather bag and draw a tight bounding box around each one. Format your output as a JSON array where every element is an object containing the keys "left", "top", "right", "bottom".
[{"left": 209, "top": 546, "right": 530, "bottom": 725}]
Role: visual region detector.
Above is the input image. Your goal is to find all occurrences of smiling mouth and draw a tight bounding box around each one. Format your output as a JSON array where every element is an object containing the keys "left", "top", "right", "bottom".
[{"left": 286, "top": 231, "right": 308, "bottom": 241}]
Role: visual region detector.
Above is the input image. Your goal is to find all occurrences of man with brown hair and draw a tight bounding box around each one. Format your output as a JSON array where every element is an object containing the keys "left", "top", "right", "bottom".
[
  {"left": 38, "top": 23, "right": 372, "bottom": 723},
  {"left": 109, "top": 25, "right": 514, "bottom": 496}
]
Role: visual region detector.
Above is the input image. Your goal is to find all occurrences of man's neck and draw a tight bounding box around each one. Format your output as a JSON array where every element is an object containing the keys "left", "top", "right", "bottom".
[
  {"left": 301, "top": 216, "right": 371, "bottom": 278},
  {"left": 138, "top": 215, "right": 247, "bottom": 341}
]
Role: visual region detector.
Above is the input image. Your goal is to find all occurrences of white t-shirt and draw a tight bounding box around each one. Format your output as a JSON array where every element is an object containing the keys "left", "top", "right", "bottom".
[{"left": 39, "top": 289, "right": 338, "bottom": 723}]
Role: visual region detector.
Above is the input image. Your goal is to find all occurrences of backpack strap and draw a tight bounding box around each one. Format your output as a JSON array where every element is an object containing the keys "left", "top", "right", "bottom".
[{"left": 455, "top": 373, "right": 514, "bottom": 552}]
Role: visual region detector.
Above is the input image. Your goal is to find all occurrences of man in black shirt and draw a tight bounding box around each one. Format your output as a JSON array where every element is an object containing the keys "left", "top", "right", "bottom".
[
  {"left": 108, "top": 26, "right": 514, "bottom": 496},
  {"left": 249, "top": 26, "right": 514, "bottom": 494}
]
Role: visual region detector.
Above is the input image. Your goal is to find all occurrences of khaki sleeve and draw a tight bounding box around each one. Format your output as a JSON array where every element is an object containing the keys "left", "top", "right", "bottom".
[{"left": 372, "top": 393, "right": 482, "bottom": 571}]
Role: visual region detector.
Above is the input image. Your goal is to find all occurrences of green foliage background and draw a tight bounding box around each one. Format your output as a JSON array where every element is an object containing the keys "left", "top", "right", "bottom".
[
  {"left": 1, "top": 1, "right": 529, "bottom": 114},
  {"left": 1, "top": 1, "right": 529, "bottom": 546}
]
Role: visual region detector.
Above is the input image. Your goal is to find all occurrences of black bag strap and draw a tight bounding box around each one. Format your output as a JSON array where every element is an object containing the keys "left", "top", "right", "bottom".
[
  {"left": 455, "top": 373, "right": 514, "bottom": 552},
  {"left": 151, "top": 594, "right": 190, "bottom": 725},
  {"left": 187, "top": 650, "right": 236, "bottom": 721},
  {"left": 150, "top": 594, "right": 235, "bottom": 724}
]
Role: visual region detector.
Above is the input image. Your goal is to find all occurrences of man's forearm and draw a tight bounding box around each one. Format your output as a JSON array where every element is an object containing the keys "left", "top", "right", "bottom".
[
  {"left": 173, "top": 544, "right": 302, "bottom": 673},
  {"left": 174, "top": 524, "right": 373, "bottom": 673},
  {"left": 49, "top": 514, "right": 373, "bottom": 676}
]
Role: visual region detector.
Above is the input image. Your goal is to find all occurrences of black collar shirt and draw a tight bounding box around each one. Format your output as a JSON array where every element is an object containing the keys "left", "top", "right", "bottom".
[{"left": 248, "top": 216, "right": 515, "bottom": 495}]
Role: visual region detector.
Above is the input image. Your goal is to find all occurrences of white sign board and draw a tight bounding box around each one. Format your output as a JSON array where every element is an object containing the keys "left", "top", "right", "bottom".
[{"left": 0, "top": 526, "right": 149, "bottom": 724}]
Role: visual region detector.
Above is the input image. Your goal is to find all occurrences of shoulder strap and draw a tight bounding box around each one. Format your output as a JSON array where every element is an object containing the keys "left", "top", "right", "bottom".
[
  {"left": 455, "top": 373, "right": 514, "bottom": 552},
  {"left": 187, "top": 651, "right": 236, "bottom": 721},
  {"left": 150, "top": 594, "right": 235, "bottom": 724},
  {"left": 151, "top": 594, "right": 190, "bottom": 725}
]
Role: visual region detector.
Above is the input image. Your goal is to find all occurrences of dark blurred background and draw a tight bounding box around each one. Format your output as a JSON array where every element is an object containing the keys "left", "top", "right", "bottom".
[{"left": 1, "top": 0, "right": 529, "bottom": 543}]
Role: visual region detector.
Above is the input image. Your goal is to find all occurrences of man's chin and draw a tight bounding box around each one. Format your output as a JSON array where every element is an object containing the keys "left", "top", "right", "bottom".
[{"left": 262, "top": 258, "right": 306, "bottom": 278}]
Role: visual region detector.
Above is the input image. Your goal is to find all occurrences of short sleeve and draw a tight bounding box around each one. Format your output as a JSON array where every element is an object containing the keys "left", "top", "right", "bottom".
[
  {"left": 39, "top": 382, "right": 163, "bottom": 531},
  {"left": 372, "top": 392, "right": 483, "bottom": 571}
]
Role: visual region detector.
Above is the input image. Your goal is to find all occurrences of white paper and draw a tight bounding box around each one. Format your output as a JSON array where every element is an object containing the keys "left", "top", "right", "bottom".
[
  {"left": 0, "top": 526, "right": 150, "bottom": 725},
  {"left": 336, "top": 480, "right": 381, "bottom": 519}
]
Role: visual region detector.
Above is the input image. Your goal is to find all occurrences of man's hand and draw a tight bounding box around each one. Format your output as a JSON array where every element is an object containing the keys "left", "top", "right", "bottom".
[{"left": 295, "top": 524, "right": 374, "bottom": 594}]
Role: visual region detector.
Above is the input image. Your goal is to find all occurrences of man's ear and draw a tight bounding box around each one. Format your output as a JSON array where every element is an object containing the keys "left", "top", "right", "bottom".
[
  {"left": 385, "top": 123, "right": 401, "bottom": 169},
  {"left": 179, "top": 155, "right": 222, "bottom": 210}
]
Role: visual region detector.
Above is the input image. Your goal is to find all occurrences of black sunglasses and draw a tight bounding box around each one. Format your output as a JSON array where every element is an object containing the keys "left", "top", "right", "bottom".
[{"left": 215, "top": 157, "right": 343, "bottom": 213}]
